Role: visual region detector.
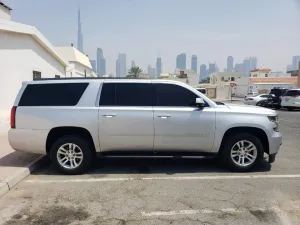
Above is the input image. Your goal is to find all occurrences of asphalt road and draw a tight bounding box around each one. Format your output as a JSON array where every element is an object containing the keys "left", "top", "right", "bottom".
[{"left": 0, "top": 109, "right": 300, "bottom": 225}]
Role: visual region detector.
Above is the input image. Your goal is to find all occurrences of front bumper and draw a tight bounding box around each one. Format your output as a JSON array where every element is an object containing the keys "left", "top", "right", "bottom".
[{"left": 268, "top": 131, "right": 282, "bottom": 155}]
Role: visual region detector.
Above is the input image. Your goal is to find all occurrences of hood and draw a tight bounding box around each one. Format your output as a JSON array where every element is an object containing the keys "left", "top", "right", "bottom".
[{"left": 224, "top": 103, "right": 276, "bottom": 115}]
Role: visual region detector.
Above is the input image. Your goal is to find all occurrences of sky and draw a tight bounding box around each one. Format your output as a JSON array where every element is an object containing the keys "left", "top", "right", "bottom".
[{"left": 5, "top": 0, "right": 300, "bottom": 75}]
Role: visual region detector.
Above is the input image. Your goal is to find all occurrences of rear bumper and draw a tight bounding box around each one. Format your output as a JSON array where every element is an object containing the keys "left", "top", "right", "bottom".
[
  {"left": 268, "top": 131, "right": 282, "bottom": 155},
  {"left": 8, "top": 129, "right": 48, "bottom": 154},
  {"left": 281, "top": 102, "right": 300, "bottom": 108}
]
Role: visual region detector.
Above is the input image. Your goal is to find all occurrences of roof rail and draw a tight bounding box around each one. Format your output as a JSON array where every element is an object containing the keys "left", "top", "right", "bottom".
[{"left": 33, "top": 77, "right": 146, "bottom": 81}]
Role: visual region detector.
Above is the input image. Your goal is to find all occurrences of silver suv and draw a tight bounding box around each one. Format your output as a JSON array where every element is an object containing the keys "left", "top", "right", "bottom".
[{"left": 8, "top": 79, "right": 282, "bottom": 174}]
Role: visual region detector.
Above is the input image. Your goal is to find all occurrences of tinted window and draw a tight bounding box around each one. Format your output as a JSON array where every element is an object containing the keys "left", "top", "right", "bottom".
[
  {"left": 270, "top": 89, "right": 287, "bottom": 96},
  {"left": 260, "top": 95, "right": 269, "bottom": 98},
  {"left": 19, "top": 83, "right": 88, "bottom": 106},
  {"left": 99, "top": 83, "right": 152, "bottom": 106},
  {"left": 99, "top": 83, "right": 115, "bottom": 106},
  {"left": 284, "top": 90, "right": 300, "bottom": 96},
  {"left": 155, "top": 83, "right": 198, "bottom": 107}
]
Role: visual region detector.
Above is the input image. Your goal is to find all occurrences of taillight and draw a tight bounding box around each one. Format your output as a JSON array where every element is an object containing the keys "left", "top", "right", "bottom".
[
  {"left": 248, "top": 98, "right": 254, "bottom": 100},
  {"left": 10, "top": 106, "right": 17, "bottom": 129},
  {"left": 292, "top": 95, "right": 300, "bottom": 98}
]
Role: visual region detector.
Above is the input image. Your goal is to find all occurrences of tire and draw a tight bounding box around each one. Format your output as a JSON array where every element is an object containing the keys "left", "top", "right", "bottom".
[
  {"left": 50, "top": 135, "right": 93, "bottom": 175},
  {"left": 220, "top": 133, "right": 264, "bottom": 172},
  {"left": 256, "top": 101, "right": 262, "bottom": 107}
]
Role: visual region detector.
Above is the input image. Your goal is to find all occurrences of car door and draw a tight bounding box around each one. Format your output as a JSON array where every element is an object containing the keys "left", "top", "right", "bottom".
[
  {"left": 98, "top": 81, "right": 154, "bottom": 152},
  {"left": 153, "top": 82, "right": 216, "bottom": 152}
]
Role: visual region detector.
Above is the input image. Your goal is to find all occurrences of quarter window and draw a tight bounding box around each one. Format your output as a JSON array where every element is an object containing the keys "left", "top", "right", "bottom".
[
  {"left": 19, "top": 83, "right": 89, "bottom": 106},
  {"left": 155, "top": 83, "right": 198, "bottom": 107}
]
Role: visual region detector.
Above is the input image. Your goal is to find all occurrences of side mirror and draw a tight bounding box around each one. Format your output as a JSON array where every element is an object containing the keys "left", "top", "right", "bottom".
[{"left": 195, "top": 98, "right": 205, "bottom": 108}]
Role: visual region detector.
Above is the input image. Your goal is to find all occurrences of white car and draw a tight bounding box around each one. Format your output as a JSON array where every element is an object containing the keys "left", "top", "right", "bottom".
[
  {"left": 281, "top": 89, "right": 300, "bottom": 111},
  {"left": 244, "top": 92, "right": 259, "bottom": 99},
  {"left": 244, "top": 94, "right": 271, "bottom": 106}
]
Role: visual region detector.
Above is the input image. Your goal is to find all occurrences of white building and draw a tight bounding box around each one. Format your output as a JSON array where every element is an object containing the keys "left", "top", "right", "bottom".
[
  {"left": 250, "top": 68, "right": 291, "bottom": 78},
  {"left": 55, "top": 46, "right": 92, "bottom": 77},
  {"left": 249, "top": 77, "right": 297, "bottom": 93},
  {"left": 209, "top": 72, "right": 249, "bottom": 99},
  {"left": 0, "top": 2, "right": 67, "bottom": 116}
]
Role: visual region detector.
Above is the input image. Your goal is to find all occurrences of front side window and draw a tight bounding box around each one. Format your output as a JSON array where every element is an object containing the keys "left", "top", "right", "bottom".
[
  {"left": 155, "top": 83, "right": 198, "bottom": 107},
  {"left": 99, "top": 83, "right": 152, "bottom": 106}
]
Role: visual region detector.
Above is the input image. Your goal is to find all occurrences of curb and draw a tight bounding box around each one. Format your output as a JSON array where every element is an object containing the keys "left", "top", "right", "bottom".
[{"left": 0, "top": 155, "right": 46, "bottom": 198}]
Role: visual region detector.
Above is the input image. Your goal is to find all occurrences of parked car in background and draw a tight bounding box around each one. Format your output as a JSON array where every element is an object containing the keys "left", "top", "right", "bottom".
[
  {"left": 281, "top": 89, "right": 300, "bottom": 111},
  {"left": 195, "top": 88, "right": 206, "bottom": 95},
  {"left": 244, "top": 92, "right": 259, "bottom": 99},
  {"left": 268, "top": 88, "right": 288, "bottom": 109},
  {"left": 244, "top": 94, "right": 270, "bottom": 106}
]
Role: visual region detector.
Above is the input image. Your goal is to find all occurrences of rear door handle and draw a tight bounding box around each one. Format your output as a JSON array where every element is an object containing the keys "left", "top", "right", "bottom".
[
  {"left": 103, "top": 114, "right": 116, "bottom": 118},
  {"left": 157, "top": 115, "right": 171, "bottom": 119}
]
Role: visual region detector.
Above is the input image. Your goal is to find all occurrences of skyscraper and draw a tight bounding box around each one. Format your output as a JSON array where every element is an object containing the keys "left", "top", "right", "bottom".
[
  {"left": 131, "top": 61, "right": 136, "bottom": 68},
  {"left": 77, "top": 8, "right": 83, "bottom": 53},
  {"left": 200, "top": 64, "right": 207, "bottom": 80},
  {"left": 292, "top": 56, "right": 300, "bottom": 70},
  {"left": 97, "top": 48, "right": 106, "bottom": 76},
  {"left": 227, "top": 56, "right": 233, "bottom": 72},
  {"left": 156, "top": 57, "right": 162, "bottom": 77},
  {"left": 249, "top": 57, "right": 257, "bottom": 71},
  {"left": 176, "top": 53, "right": 186, "bottom": 70},
  {"left": 234, "top": 63, "right": 244, "bottom": 73},
  {"left": 208, "top": 63, "right": 217, "bottom": 75},
  {"left": 90, "top": 60, "right": 96, "bottom": 73},
  {"left": 191, "top": 55, "right": 197, "bottom": 73},
  {"left": 243, "top": 58, "right": 251, "bottom": 76},
  {"left": 116, "top": 53, "right": 126, "bottom": 77}
]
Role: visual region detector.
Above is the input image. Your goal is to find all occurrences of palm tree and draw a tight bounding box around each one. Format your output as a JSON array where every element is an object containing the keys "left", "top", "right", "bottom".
[{"left": 127, "top": 67, "right": 142, "bottom": 78}]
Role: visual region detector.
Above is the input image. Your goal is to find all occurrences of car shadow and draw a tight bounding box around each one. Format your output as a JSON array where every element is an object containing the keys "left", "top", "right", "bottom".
[{"left": 33, "top": 156, "right": 272, "bottom": 176}]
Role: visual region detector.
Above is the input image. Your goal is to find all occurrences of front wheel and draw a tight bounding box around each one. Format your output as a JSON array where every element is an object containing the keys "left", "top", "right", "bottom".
[
  {"left": 50, "top": 135, "right": 93, "bottom": 175},
  {"left": 220, "top": 133, "right": 264, "bottom": 172}
]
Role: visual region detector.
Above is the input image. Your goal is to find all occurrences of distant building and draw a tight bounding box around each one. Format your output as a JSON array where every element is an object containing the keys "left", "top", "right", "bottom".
[
  {"left": 250, "top": 57, "right": 257, "bottom": 70},
  {"left": 176, "top": 53, "right": 186, "bottom": 70},
  {"left": 156, "top": 57, "right": 162, "bottom": 77},
  {"left": 234, "top": 63, "right": 244, "bottom": 73},
  {"left": 250, "top": 68, "right": 291, "bottom": 78},
  {"left": 90, "top": 60, "right": 96, "bottom": 73},
  {"left": 249, "top": 77, "right": 297, "bottom": 93},
  {"left": 287, "top": 65, "right": 293, "bottom": 72},
  {"left": 97, "top": 48, "right": 106, "bottom": 76},
  {"left": 161, "top": 69, "right": 199, "bottom": 87},
  {"left": 131, "top": 60, "right": 136, "bottom": 68},
  {"left": 0, "top": 5, "right": 67, "bottom": 115},
  {"left": 148, "top": 65, "right": 156, "bottom": 78},
  {"left": 200, "top": 64, "right": 207, "bottom": 80},
  {"left": 292, "top": 56, "right": 300, "bottom": 70},
  {"left": 191, "top": 55, "right": 197, "bottom": 73},
  {"left": 209, "top": 72, "right": 249, "bottom": 99},
  {"left": 243, "top": 58, "right": 251, "bottom": 76},
  {"left": 116, "top": 53, "right": 126, "bottom": 77},
  {"left": 227, "top": 56, "right": 233, "bottom": 72},
  {"left": 77, "top": 8, "right": 83, "bottom": 53},
  {"left": 208, "top": 63, "right": 217, "bottom": 76},
  {"left": 55, "top": 46, "right": 93, "bottom": 77}
]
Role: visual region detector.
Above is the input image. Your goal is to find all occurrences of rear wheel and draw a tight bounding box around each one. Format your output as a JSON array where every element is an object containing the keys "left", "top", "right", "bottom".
[
  {"left": 50, "top": 135, "right": 93, "bottom": 175},
  {"left": 220, "top": 133, "right": 264, "bottom": 172}
]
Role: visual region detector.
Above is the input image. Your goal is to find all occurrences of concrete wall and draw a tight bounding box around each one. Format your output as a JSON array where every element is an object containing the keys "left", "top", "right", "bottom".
[
  {"left": 249, "top": 83, "right": 296, "bottom": 93},
  {"left": 0, "top": 30, "right": 66, "bottom": 114},
  {"left": 0, "top": 5, "right": 11, "bottom": 20},
  {"left": 67, "top": 62, "right": 92, "bottom": 77}
]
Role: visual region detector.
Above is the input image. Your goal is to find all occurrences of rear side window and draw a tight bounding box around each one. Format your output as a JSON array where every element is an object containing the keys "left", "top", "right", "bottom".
[
  {"left": 19, "top": 83, "right": 89, "bottom": 106},
  {"left": 155, "top": 83, "right": 198, "bottom": 107},
  {"left": 284, "top": 90, "right": 300, "bottom": 96},
  {"left": 99, "top": 83, "right": 153, "bottom": 106}
]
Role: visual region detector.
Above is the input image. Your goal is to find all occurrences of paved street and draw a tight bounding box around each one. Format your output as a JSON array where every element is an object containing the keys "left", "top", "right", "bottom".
[{"left": 0, "top": 109, "right": 299, "bottom": 225}]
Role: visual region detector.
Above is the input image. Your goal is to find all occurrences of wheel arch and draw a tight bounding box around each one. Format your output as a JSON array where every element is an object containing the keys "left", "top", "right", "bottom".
[
  {"left": 219, "top": 127, "right": 269, "bottom": 155},
  {"left": 46, "top": 126, "right": 96, "bottom": 154}
]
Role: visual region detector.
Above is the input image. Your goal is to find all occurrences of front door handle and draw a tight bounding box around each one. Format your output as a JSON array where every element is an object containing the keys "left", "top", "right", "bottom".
[
  {"left": 103, "top": 114, "right": 116, "bottom": 118},
  {"left": 157, "top": 115, "right": 171, "bottom": 119}
]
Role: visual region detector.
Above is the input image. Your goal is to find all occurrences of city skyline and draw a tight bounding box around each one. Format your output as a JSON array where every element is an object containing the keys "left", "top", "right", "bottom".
[
  {"left": 7, "top": 0, "right": 300, "bottom": 74},
  {"left": 97, "top": 48, "right": 106, "bottom": 76}
]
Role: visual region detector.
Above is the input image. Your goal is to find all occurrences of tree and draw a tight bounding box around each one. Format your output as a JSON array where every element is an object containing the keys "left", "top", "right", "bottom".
[{"left": 127, "top": 67, "right": 142, "bottom": 78}]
